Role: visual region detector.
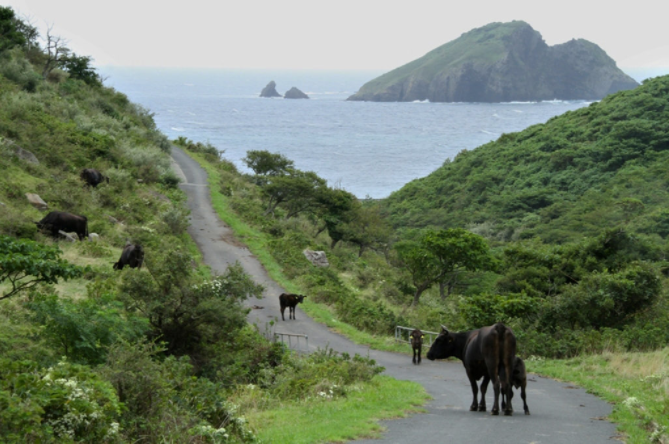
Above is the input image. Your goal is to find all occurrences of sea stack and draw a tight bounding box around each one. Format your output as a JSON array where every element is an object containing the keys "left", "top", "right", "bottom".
[
  {"left": 348, "top": 21, "right": 639, "bottom": 103},
  {"left": 260, "top": 81, "right": 282, "bottom": 98},
  {"left": 284, "top": 87, "right": 309, "bottom": 99}
]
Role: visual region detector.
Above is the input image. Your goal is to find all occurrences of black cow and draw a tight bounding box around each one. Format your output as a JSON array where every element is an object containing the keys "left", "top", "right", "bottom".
[
  {"left": 501, "top": 356, "right": 530, "bottom": 415},
  {"left": 113, "top": 243, "right": 144, "bottom": 270},
  {"left": 35, "top": 211, "right": 88, "bottom": 241},
  {"left": 410, "top": 329, "right": 424, "bottom": 365},
  {"left": 80, "top": 168, "right": 109, "bottom": 188},
  {"left": 279, "top": 293, "right": 306, "bottom": 321},
  {"left": 427, "top": 323, "right": 517, "bottom": 416}
]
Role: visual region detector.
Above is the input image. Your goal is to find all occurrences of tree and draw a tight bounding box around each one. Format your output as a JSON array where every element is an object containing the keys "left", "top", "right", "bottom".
[
  {"left": 395, "top": 229, "right": 494, "bottom": 306},
  {"left": 261, "top": 169, "right": 327, "bottom": 218},
  {"left": 41, "top": 26, "right": 69, "bottom": 79},
  {"left": 422, "top": 228, "right": 495, "bottom": 301},
  {"left": 342, "top": 204, "right": 392, "bottom": 257},
  {"left": 243, "top": 150, "right": 294, "bottom": 176},
  {"left": 0, "top": 6, "right": 27, "bottom": 52},
  {"left": 119, "top": 250, "right": 263, "bottom": 359},
  {"left": 59, "top": 53, "right": 101, "bottom": 86},
  {"left": 0, "top": 236, "right": 85, "bottom": 301}
]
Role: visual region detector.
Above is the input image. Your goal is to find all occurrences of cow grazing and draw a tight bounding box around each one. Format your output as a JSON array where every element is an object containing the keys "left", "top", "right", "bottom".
[
  {"left": 113, "top": 243, "right": 144, "bottom": 270},
  {"left": 501, "top": 356, "right": 530, "bottom": 415},
  {"left": 35, "top": 211, "right": 88, "bottom": 241},
  {"left": 410, "top": 329, "right": 424, "bottom": 365},
  {"left": 427, "top": 323, "right": 517, "bottom": 416},
  {"left": 279, "top": 293, "right": 306, "bottom": 321},
  {"left": 80, "top": 168, "right": 109, "bottom": 188}
]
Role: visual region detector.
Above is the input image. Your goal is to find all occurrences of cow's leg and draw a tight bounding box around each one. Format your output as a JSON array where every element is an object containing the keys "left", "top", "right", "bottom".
[
  {"left": 485, "top": 357, "right": 500, "bottom": 415},
  {"left": 502, "top": 362, "right": 514, "bottom": 416},
  {"left": 465, "top": 371, "right": 479, "bottom": 411},
  {"left": 280, "top": 305, "right": 286, "bottom": 321},
  {"left": 521, "top": 383, "right": 530, "bottom": 415},
  {"left": 417, "top": 345, "right": 421, "bottom": 364},
  {"left": 502, "top": 384, "right": 513, "bottom": 410},
  {"left": 412, "top": 347, "right": 417, "bottom": 364},
  {"left": 478, "top": 376, "right": 489, "bottom": 411}
]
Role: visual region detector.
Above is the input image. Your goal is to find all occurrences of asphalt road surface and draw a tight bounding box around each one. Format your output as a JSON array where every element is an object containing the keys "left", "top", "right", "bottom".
[{"left": 171, "top": 146, "right": 620, "bottom": 443}]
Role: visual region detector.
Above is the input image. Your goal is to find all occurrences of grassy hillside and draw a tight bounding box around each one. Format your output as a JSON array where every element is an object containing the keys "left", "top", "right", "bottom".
[
  {"left": 384, "top": 74, "right": 669, "bottom": 244},
  {"left": 355, "top": 21, "right": 520, "bottom": 93},
  {"left": 0, "top": 8, "right": 426, "bottom": 443}
]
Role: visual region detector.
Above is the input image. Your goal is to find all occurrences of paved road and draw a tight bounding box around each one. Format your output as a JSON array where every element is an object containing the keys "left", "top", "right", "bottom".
[{"left": 172, "top": 146, "right": 620, "bottom": 443}]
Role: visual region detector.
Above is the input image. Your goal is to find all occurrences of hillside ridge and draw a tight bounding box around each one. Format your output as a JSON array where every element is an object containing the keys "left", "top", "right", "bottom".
[{"left": 348, "top": 21, "right": 638, "bottom": 103}]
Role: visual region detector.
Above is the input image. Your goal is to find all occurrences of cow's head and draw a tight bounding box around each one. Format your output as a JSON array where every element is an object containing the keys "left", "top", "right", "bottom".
[
  {"left": 426, "top": 325, "right": 457, "bottom": 361},
  {"left": 296, "top": 295, "right": 306, "bottom": 303}
]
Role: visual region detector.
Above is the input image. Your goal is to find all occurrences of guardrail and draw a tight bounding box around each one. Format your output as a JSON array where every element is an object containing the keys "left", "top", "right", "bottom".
[
  {"left": 274, "top": 332, "right": 309, "bottom": 354},
  {"left": 395, "top": 325, "right": 440, "bottom": 347}
]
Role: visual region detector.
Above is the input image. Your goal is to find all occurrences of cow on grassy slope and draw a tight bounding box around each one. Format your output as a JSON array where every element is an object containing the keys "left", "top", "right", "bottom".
[
  {"left": 35, "top": 211, "right": 88, "bottom": 241},
  {"left": 279, "top": 293, "right": 306, "bottom": 321},
  {"left": 427, "top": 322, "right": 516, "bottom": 416},
  {"left": 113, "top": 242, "right": 144, "bottom": 270},
  {"left": 80, "top": 168, "right": 109, "bottom": 188}
]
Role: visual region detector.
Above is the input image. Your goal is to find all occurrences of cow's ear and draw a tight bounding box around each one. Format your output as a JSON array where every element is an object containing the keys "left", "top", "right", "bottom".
[
  {"left": 421, "top": 335, "right": 424, "bottom": 338},
  {"left": 441, "top": 325, "right": 449, "bottom": 334}
]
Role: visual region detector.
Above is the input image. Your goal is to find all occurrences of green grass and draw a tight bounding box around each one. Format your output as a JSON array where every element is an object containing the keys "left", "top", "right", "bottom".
[
  {"left": 246, "top": 376, "right": 429, "bottom": 444},
  {"left": 530, "top": 349, "right": 669, "bottom": 443}
]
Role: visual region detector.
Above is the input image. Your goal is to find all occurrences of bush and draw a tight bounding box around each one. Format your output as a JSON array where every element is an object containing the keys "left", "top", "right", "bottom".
[
  {"left": 0, "top": 359, "right": 121, "bottom": 443},
  {"left": 26, "top": 291, "right": 148, "bottom": 365}
]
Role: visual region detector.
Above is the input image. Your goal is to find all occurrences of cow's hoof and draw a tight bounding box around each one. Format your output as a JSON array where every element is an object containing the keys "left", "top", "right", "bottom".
[
  {"left": 478, "top": 405, "right": 486, "bottom": 412},
  {"left": 491, "top": 409, "right": 499, "bottom": 416},
  {"left": 470, "top": 405, "right": 478, "bottom": 411},
  {"left": 504, "top": 410, "right": 513, "bottom": 416},
  {"left": 525, "top": 410, "right": 531, "bottom": 416}
]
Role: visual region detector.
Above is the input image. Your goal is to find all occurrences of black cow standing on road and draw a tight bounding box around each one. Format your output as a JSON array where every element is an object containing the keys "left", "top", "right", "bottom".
[
  {"left": 279, "top": 293, "right": 306, "bottom": 320},
  {"left": 501, "top": 356, "right": 530, "bottom": 415},
  {"left": 410, "top": 329, "right": 424, "bottom": 365},
  {"left": 35, "top": 211, "right": 88, "bottom": 241},
  {"left": 80, "top": 168, "right": 109, "bottom": 188},
  {"left": 113, "top": 243, "right": 144, "bottom": 270},
  {"left": 427, "top": 323, "right": 517, "bottom": 416}
]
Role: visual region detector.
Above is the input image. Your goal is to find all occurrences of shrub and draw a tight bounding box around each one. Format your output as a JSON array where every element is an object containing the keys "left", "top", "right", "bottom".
[
  {"left": 0, "top": 359, "right": 121, "bottom": 443},
  {"left": 26, "top": 291, "right": 148, "bottom": 365},
  {"left": 160, "top": 205, "right": 189, "bottom": 235}
]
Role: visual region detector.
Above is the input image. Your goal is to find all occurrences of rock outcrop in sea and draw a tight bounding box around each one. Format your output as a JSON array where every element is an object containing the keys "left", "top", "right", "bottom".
[
  {"left": 347, "top": 21, "right": 639, "bottom": 103},
  {"left": 259, "top": 81, "right": 282, "bottom": 98},
  {"left": 284, "top": 87, "right": 309, "bottom": 99}
]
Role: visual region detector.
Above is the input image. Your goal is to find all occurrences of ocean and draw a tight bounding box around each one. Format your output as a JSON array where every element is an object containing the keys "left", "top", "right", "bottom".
[{"left": 100, "top": 68, "right": 591, "bottom": 199}]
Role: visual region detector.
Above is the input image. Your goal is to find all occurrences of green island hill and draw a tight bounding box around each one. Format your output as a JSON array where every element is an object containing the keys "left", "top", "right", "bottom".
[{"left": 347, "top": 21, "right": 639, "bottom": 103}]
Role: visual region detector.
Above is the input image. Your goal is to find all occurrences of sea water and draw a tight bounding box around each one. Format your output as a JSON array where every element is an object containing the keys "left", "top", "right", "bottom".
[{"left": 100, "top": 68, "right": 591, "bottom": 199}]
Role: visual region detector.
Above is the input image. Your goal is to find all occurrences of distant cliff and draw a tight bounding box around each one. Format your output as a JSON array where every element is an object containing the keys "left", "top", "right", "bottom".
[{"left": 348, "top": 21, "right": 639, "bottom": 103}]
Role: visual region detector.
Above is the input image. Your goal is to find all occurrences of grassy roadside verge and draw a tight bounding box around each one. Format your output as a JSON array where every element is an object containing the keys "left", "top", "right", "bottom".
[
  {"left": 246, "top": 376, "right": 428, "bottom": 444},
  {"left": 530, "top": 349, "right": 669, "bottom": 442}
]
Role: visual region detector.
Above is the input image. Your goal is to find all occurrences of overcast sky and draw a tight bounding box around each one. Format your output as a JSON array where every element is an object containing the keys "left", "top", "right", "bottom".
[{"left": 4, "top": 0, "right": 669, "bottom": 73}]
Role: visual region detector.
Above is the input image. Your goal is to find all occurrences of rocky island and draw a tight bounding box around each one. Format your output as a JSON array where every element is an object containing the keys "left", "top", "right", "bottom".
[
  {"left": 259, "top": 81, "right": 282, "bottom": 98},
  {"left": 284, "top": 87, "right": 309, "bottom": 99},
  {"left": 347, "top": 21, "right": 639, "bottom": 103}
]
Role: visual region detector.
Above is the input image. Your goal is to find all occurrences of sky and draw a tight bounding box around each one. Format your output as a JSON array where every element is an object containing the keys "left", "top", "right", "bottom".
[{"left": 4, "top": 0, "right": 669, "bottom": 74}]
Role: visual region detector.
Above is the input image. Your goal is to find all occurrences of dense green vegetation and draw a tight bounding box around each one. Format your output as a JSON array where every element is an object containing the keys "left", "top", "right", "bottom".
[
  {"left": 0, "top": 7, "right": 419, "bottom": 443},
  {"left": 384, "top": 75, "right": 669, "bottom": 243}
]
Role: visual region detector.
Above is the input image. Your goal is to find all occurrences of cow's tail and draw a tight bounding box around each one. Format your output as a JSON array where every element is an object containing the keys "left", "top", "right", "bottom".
[{"left": 495, "top": 323, "right": 512, "bottom": 387}]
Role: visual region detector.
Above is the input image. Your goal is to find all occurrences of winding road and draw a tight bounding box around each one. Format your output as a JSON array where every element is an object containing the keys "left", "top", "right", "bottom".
[{"left": 171, "top": 146, "right": 619, "bottom": 443}]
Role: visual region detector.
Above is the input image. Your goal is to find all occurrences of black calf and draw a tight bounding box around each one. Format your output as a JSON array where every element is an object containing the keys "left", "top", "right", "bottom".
[
  {"left": 410, "top": 329, "right": 424, "bottom": 365},
  {"left": 279, "top": 293, "right": 306, "bottom": 321}
]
